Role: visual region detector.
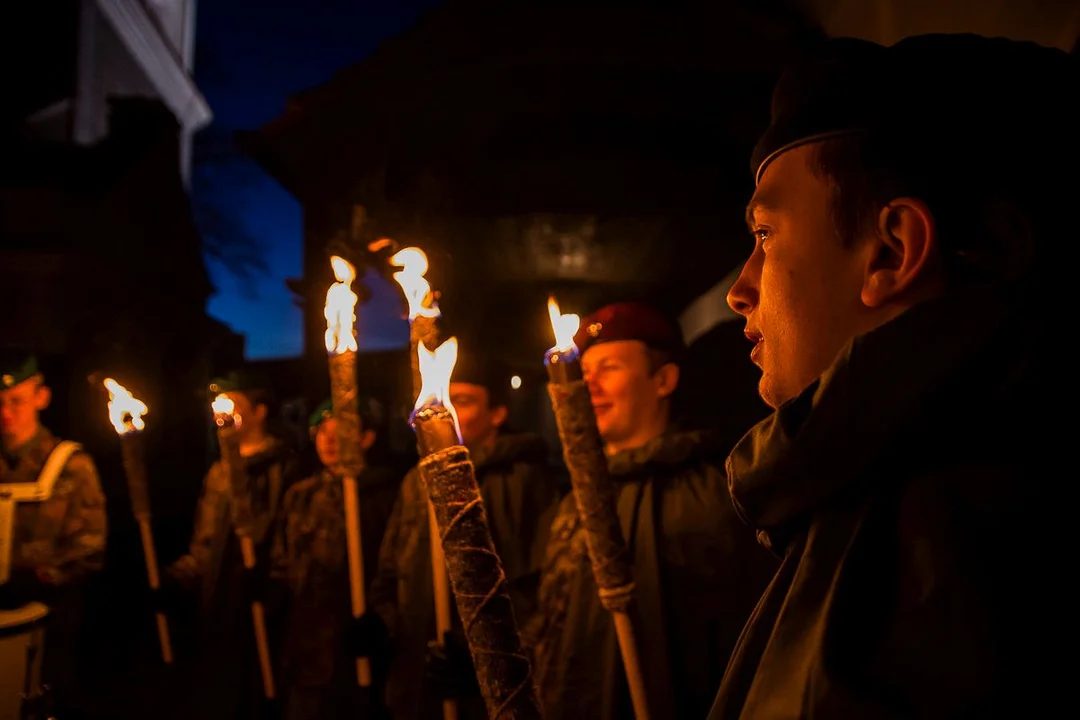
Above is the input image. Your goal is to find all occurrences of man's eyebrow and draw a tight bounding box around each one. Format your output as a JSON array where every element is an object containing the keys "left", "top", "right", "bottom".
[{"left": 744, "top": 192, "right": 780, "bottom": 230}]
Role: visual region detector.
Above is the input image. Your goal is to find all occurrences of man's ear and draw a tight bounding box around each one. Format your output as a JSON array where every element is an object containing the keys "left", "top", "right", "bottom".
[
  {"left": 653, "top": 363, "right": 680, "bottom": 400},
  {"left": 490, "top": 405, "right": 509, "bottom": 430},
  {"left": 360, "top": 429, "right": 376, "bottom": 451},
  {"left": 862, "top": 198, "right": 940, "bottom": 307},
  {"left": 33, "top": 383, "right": 51, "bottom": 412}
]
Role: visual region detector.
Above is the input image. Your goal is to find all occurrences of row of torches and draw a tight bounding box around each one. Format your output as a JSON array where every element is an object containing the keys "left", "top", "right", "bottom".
[{"left": 101, "top": 248, "right": 648, "bottom": 720}]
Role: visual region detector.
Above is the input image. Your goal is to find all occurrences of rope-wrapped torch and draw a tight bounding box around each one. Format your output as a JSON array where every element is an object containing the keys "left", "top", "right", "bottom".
[
  {"left": 544, "top": 297, "right": 650, "bottom": 720},
  {"left": 389, "top": 246, "right": 457, "bottom": 720},
  {"left": 412, "top": 339, "right": 542, "bottom": 720},
  {"left": 324, "top": 255, "right": 374, "bottom": 686}
]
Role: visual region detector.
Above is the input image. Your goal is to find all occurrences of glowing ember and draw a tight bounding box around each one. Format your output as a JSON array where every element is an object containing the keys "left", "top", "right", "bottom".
[
  {"left": 212, "top": 394, "right": 242, "bottom": 428},
  {"left": 103, "top": 378, "right": 148, "bottom": 435},
  {"left": 325, "top": 255, "right": 359, "bottom": 355},
  {"left": 390, "top": 247, "right": 440, "bottom": 320},
  {"left": 547, "top": 296, "right": 581, "bottom": 355},
  {"left": 414, "top": 338, "right": 462, "bottom": 438}
]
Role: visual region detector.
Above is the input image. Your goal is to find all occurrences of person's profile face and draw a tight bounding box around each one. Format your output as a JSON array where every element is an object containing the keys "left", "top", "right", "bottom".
[{"left": 727, "top": 144, "right": 870, "bottom": 408}]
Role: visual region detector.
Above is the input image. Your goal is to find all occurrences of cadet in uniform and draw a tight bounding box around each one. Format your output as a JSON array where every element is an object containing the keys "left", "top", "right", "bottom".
[
  {"left": 523, "top": 303, "right": 774, "bottom": 720},
  {"left": 163, "top": 370, "right": 300, "bottom": 720},
  {"left": 369, "top": 349, "right": 562, "bottom": 720},
  {"left": 0, "top": 351, "right": 107, "bottom": 716},
  {"left": 272, "top": 397, "right": 401, "bottom": 720}
]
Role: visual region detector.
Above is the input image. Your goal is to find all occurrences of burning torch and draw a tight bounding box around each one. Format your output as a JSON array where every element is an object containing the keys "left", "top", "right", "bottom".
[
  {"left": 212, "top": 394, "right": 276, "bottom": 699},
  {"left": 324, "top": 255, "right": 374, "bottom": 687},
  {"left": 389, "top": 246, "right": 457, "bottom": 720},
  {"left": 103, "top": 379, "right": 172, "bottom": 664},
  {"left": 544, "top": 297, "right": 650, "bottom": 720},
  {"left": 412, "top": 339, "right": 542, "bottom": 720}
]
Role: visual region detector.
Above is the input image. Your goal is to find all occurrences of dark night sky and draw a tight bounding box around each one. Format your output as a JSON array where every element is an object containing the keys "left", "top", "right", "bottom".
[{"left": 192, "top": 0, "right": 443, "bottom": 359}]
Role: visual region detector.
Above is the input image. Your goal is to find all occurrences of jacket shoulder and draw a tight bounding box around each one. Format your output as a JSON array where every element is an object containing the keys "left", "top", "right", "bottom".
[{"left": 283, "top": 475, "right": 320, "bottom": 507}]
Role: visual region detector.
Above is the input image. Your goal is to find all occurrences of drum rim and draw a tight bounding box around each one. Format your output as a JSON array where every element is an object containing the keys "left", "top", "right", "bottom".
[{"left": 0, "top": 601, "right": 49, "bottom": 638}]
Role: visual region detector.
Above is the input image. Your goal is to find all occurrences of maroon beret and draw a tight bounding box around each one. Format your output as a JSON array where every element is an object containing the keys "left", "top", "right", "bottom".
[{"left": 574, "top": 302, "right": 685, "bottom": 360}]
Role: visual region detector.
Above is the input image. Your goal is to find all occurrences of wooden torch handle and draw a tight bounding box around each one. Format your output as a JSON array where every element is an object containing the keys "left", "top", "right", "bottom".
[
  {"left": 343, "top": 476, "right": 372, "bottom": 686},
  {"left": 429, "top": 500, "right": 458, "bottom": 720},
  {"left": 240, "top": 535, "right": 276, "bottom": 699},
  {"left": 613, "top": 611, "right": 650, "bottom": 720},
  {"left": 136, "top": 516, "right": 173, "bottom": 664}
]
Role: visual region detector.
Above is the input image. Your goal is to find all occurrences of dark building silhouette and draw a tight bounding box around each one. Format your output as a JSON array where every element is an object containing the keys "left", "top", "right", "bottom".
[
  {"left": 240, "top": 0, "right": 825, "bottom": 449},
  {"left": 2, "top": 2, "right": 241, "bottom": 713}
]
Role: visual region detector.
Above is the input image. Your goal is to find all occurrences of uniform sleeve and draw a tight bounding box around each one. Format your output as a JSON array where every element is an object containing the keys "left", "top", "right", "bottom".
[
  {"left": 270, "top": 484, "right": 297, "bottom": 584},
  {"left": 519, "top": 493, "right": 577, "bottom": 654},
  {"left": 168, "top": 462, "right": 229, "bottom": 588},
  {"left": 370, "top": 470, "right": 415, "bottom": 635},
  {"left": 495, "top": 461, "right": 563, "bottom": 624},
  {"left": 39, "top": 451, "right": 107, "bottom": 584}
]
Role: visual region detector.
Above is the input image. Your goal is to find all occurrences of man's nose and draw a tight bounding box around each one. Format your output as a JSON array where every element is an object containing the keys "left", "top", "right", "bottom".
[{"left": 726, "top": 261, "right": 758, "bottom": 317}]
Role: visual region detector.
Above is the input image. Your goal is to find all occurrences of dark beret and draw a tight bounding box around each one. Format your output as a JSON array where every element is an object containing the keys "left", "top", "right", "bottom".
[
  {"left": 752, "top": 33, "right": 1079, "bottom": 185},
  {"left": 0, "top": 351, "right": 39, "bottom": 389},
  {"left": 452, "top": 345, "right": 511, "bottom": 406},
  {"left": 573, "top": 302, "right": 685, "bottom": 360}
]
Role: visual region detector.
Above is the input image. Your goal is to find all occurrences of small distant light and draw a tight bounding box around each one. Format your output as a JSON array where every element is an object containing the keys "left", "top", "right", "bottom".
[{"left": 510, "top": 375, "right": 522, "bottom": 390}]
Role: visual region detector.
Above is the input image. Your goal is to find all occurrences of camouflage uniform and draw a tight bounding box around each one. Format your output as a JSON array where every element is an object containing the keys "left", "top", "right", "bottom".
[
  {"left": 371, "top": 432, "right": 561, "bottom": 720},
  {"left": 271, "top": 464, "right": 400, "bottom": 718},
  {"left": 0, "top": 425, "right": 107, "bottom": 714},
  {"left": 523, "top": 431, "right": 776, "bottom": 720},
  {"left": 167, "top": 437, "right": 299, "bottom": 720},
  {"left": 168, "top": 440, "right": 296, "bottom": 606},
  {"left": 0, "top": 427, "right": 107, "bottom": 596}
]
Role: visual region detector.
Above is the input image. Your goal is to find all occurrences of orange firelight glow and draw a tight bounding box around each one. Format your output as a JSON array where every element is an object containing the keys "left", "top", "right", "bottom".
[
  {"left": 547, "top": 296, "right": 581, "bottom": 355},
  {"left": 211, "top": 394, "right": 241, "bottom": 428},
  {"left": 103, "top": 378, "right": 148, "bottom": 435},
  {"left": 325, "top": 255, "right": 359, "bottom": 355},
  {"left": 390, "top": 247, "right": 440, "bottom": 320},
  {"left": 414, "top": 337, "right": 462, "bottom": 436}
]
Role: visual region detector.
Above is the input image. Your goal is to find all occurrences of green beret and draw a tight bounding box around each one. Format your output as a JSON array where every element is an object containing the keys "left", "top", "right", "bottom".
[
  {"left": 308, "top": 396, "right": 386, "bottom": 431},
  {"left": 0, "top": 351, "right": 39, "bottom": 389},
  {"left": 209, "top": 369, "right": 271, "bottom": 396},
  {"left": 308, "top": 398, "right": 334, "bottom": 429}
]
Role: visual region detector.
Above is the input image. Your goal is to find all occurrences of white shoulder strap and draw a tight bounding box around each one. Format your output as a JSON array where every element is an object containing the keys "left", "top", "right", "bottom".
[
  {"left": 33, "top": 441, "right": 82, "bottom": 501},
  {"left": 0, "top": 440, "right": 81, "bottom": 585}
]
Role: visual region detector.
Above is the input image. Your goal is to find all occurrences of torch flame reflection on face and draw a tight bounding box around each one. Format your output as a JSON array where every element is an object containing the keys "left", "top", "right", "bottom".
[
  {"left": 414, "top": 338, "right": 462, "bottom": 442},
  {"left": 103, "top": 378, "right": 148, "bottom": 435},
  {"left": 547, "top": 296, "right": 581, "bottom": 354},
  {"left": 324, "top": 255, "right": 359, "bottom": 355},
  {"left": 390, "top": 247, "right": 440, "bottom": 320}
]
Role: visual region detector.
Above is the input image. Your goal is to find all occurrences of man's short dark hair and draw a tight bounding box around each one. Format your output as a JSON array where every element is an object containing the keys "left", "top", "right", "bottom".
[
  {"left": 646, "top": 347, "right": 678, "bottom": 376},
  {"left": 811, "top": 134, "right": 1043, "bottom": 289}
]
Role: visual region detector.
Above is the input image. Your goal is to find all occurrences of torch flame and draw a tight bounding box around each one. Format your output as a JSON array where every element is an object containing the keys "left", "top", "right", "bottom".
[
  {"left": 211, "top": 393, "right": 242, "bottom": 428},
  {"left": 547, "top": 296, "right": 581, "bottom": 354},
  {"left": 103, "top": 378, "right": 148, "bottom": 435},
  {"left": 390, "top": 247, "right": 440, "bottom": 320},
  {"left": 414, "top": 338, "right": 462, "bottom": 440},
  {"left": 324, "top": 256, "right": 359, "bottom": 354}
]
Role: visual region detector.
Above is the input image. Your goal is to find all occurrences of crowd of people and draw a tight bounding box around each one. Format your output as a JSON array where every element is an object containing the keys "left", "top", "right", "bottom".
[{"left": 1, "top": 32, "right": 1075, "bottom": 720}]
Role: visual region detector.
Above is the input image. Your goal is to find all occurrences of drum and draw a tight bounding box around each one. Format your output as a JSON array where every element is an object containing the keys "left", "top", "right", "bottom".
[{"left": 0, "top": 601, "right": 48, "bottom": 720}]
